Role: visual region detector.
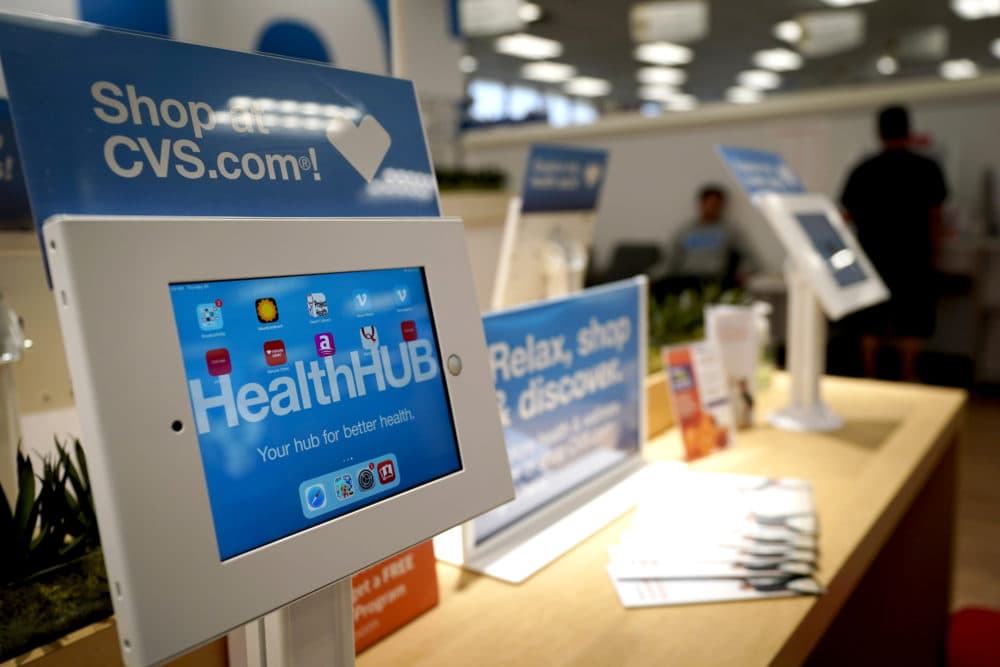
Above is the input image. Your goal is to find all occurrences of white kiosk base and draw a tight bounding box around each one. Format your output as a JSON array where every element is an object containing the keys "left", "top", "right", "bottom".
[{"left": 768, "top": 261, "right": 844, "bottom": 433}]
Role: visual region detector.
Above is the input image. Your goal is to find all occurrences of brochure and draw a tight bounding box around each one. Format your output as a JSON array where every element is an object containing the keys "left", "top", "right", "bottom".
[
  {"left": 661, "top": 342, "right": 735, "bottom": 461},
  {"left": 608, "top": 465, "right": 823, "bottom": 608},
  {"left": 704, "top": 305, "right": 759, "bottom": 429}
]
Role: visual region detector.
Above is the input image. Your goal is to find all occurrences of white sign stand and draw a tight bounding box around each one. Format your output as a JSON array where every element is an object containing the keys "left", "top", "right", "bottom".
[
  {"left": 768, "top": 260, "right": 844, "bottom": 432},
  {"left": 232, "top": 579, "right": 355, "bottom": 667}
]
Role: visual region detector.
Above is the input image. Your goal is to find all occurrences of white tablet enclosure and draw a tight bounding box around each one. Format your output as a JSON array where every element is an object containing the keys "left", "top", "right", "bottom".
[
  {"left": 42, "top": 215, "right": 512, "bottom": 666},
  {"left": 756, "top": 193, "right": 889, "bottom": 321}
]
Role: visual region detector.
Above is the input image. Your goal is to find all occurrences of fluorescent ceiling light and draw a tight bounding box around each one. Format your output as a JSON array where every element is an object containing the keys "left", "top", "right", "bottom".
[
  {"left": 629, "top": 1, "right": 709, "bottom": 44},
  {"left": 992, "top": 37, "right": 1000, "bottom": 59},
  {"left": 494, "top": 33, "right": 563, "bottom": 60},
  {"left": 638, "top": 84, "right": 679, "bottom": 101},
  {"left": 940, "top": 58, "right": 979, "bottom": 80},
  {"left": 459, "top": 55, "right": 478, "bottom": 73},
  {"left": 951, "top": 0, "right": 1000, "bottom": 20},
  {"left": 898, "top": 26, "right": 949, "bottom": 61},
  {"left": 634, "top": 41, "right": 694, "bottom": 65},
  {"left": 636, "top": 66, "right": 687, "bottom": 85},
  {"left": 518, "top": 2, "right": 542, "bottom": 22},
  {"left": 665, "top": 94, "right": 698, "bottom": 111},
  {"left": 738, "top": 69, "right": 782, "bottom": 90},
  {"left": 821, "top": 0, "right": 876, "bottom": 6},
  {"left": 774, "top": 20, "right": 803, "bottom": 44},
  {"left": 797, "top": 10, "right": 866, "bottom": 57},
  {"left": 876, "top": 55, "right": 898, "bottom": 75},
  {"left": 726, "top": 86, "right": 762, "bottom": 104},
  {"left": 461, "top": 0, "right": 524, "bottom": 36},
  {"left": 753, "top": 48, "right": 803, "bottom": 72},
  {"left": 522, "top": 61, "right": 577, "bottom": 83},
  {"left": 564, "top": 76, "right": 612, "bottom": 97}
]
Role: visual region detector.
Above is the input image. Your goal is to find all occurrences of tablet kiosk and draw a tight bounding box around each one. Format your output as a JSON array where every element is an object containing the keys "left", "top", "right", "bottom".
[
  {"left": 756, "top": 193, "right": 889, "bottom": 431},
  {"left": 756, "top": 193, "right": 887, "bottom": 321},
  {"left": 43, "top": 215, "right": 513, "bottom": 666}
]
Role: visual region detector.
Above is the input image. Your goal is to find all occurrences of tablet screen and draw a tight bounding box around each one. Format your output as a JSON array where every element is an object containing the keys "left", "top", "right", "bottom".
[
  {"left": 169, "top": 267, "right": 461, "bottom": 559},
  {"left": 795, "top": 213, "right": 868, "bottom": 287}
]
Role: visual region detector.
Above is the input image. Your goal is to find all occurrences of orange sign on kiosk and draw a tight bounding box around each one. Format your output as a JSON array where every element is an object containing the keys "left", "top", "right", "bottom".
[{"left": 352, "top": 541, "right": 439, "bottom": 653}]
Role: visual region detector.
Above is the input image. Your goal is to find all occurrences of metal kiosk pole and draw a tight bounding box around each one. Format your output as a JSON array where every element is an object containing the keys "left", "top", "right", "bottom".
[
  {"left": 768, "top": 259, "right": 844, "bottom": 432},
  {"left": 235, "top": 579, "right": 355, "bottom": 667}
]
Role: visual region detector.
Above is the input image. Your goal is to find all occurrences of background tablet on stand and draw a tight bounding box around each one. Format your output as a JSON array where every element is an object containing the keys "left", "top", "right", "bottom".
[{"left": 756, "top": 193, "right": 889, "bottom": 431}]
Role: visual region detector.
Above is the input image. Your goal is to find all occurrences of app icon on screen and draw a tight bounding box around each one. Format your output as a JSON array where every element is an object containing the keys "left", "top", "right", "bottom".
[
  {"left": 256, "top": 298, "right": 279, "bottom": 324},
  {"left": 334, "top": 474, "right": 355, "bottom": 500},
  {"left": 306, "top": 292, "right": 328, "bottom": 318},
  {"left": 393, "top": 286, "right": 411, "bottom": 307},
  {"left": 263, "top": 340, "right": 287, "bottom": 366},
  {"left": 400, "top": 320, "right": 417, "bottom": 342},
  {"left": 314, "top": 333, "right": 335, "bottom": 357},
  {"left": 360, "top": 325, "right": 379, "bottom": 351},
  {"left": 357, "top": 468, "right": 375, "bottom": 491},
  {"left": 304, "top": 484, "right": 326, "bottom": 511},
  {"left": 353, "top": 289, "right": 370, "bottom": 312},
  {"left": 205, "top": 348, "right": 232, "bottom": 376},
  {"left": 377, "top": 460, "right": 397, "bottom": 485},
  {"left": 196, "top": 302, "right": 223, "bottom": 332}
]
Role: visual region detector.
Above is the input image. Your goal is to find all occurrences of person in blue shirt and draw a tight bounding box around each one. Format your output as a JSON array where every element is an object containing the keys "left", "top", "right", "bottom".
[{"left": 668, "top": 185, "right": 758, "bottom": 289}]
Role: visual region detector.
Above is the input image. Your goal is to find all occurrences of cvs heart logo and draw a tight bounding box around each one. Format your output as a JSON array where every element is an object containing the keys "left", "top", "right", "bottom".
[{"left": 326, "top": 115, "right": 391, "bottom": 183}]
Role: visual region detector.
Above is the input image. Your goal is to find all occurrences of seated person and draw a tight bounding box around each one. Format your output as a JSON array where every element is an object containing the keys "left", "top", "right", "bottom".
[{"left": 666, "top": 185, "right": 758, "bottom": 290}]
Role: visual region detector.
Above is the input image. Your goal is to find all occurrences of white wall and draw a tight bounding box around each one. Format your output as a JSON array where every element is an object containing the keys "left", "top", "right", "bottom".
[{"left": 459, "top": 76, "right": 1000, "bottom": 275}]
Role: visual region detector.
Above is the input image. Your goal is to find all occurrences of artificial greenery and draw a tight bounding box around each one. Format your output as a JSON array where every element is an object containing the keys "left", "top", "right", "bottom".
[
  {"left": 1, "top": 439, "right": 100, "bottom": 585},
  {"left": 435, "top": 166, "right": 506, "bottom": 192},
  {"left": 0, "top": 438, "right": 111, "bottom": 661},
  {"left": 648, "top": 283, "right": 749, "bottom": 374}
]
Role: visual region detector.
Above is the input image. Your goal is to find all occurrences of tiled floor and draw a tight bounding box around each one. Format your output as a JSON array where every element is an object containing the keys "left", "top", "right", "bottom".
[{"left": 952, "top": 396, "right": 1000, "bottom": 611}]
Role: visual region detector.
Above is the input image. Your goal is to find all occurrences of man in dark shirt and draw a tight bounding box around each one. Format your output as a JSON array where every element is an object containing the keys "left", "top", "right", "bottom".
[{"left": 840, "top": 105, "right": 948, "bottom": 381}]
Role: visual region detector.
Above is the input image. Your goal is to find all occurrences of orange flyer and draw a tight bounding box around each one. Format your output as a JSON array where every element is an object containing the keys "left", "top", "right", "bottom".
[
  {"left": 352, "top": 540, "right": 439, "bottom": 653},
  {"left": 662, "top": 342, "right": 736, "bottom": 461}
]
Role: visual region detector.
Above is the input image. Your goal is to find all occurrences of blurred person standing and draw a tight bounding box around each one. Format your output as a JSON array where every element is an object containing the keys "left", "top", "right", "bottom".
[
  {"left": 667, "top": 185, "right": 758, "bottom": 289},
  {"left": 840, "top": 105, "right": 948, "bottom": 381}
]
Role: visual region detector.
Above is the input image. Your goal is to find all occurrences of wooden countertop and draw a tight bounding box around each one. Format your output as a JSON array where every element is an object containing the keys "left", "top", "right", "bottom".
[{"left": 357, "top": 375, "right": 966, "bottom": 667}]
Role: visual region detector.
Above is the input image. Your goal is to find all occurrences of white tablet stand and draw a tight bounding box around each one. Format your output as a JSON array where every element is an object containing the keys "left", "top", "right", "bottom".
[
  {"left": 768, "top": 260, "right": 844, "bottom": 432},
  {"left": 232, "top": 582, "right": 354, "bottom": 667}
]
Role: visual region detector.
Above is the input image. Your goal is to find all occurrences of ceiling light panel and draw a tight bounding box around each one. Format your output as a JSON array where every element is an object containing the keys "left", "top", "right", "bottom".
[
  {"left": 821, "top": 0, "right": 876, "bottom": 6},
  {"left": 522, "top": 61, "right": 577, "bottom": 83},
  {"left": 564, "top": 76, "right": 612, "bottom": 97},
  {"left": 738, "top": 69, "right": 782, "bottom": 90},
  {"left": 634, "top": 41, "right": 694, "bottom": 65},
  {"left": 797, "top": 10, "right": 866, "bottom": 57},
  {"left": 726, "top": 86, "right": 762, "bottom": 104},
  {"left": 630, "top": 1, "right": 709, "bottom": 44},
  {"left": 940, "top": 58, "right": 980, "bottom": 80},
  {"left": 665, "top": 94, "right": 698, "bottom": 111},
  {"left": 638, "top": 84, "right": 680, "bottom": 101},
  {"left": 495, "top": 33, "right": 563, "bottom": 60},
  {"left": 876, "top": 55, "right": 898, "bottom": 75},
  {"left": 951, "top": 0, "right": 1000, "bottom": 20},
  {"left": 773, "top": 20, "right": 804, "bottom": 44},
  {"left": 459, "top": 55, "right": 478, "bottom": 73},
  {"left": 753, "top": 48, "right": 803, "bottom": 72},
  {"left": 636, "top": 66, "right": 687, "bottom": 85},
  {"left": 518, "top": 2, "right": 542, "bottom": 23},
  {"left": 460, "top": 0, "right": 524, "bottom": 37},
  {"left": 897, "top": 26, "right": 949, "bottom": 61}
]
